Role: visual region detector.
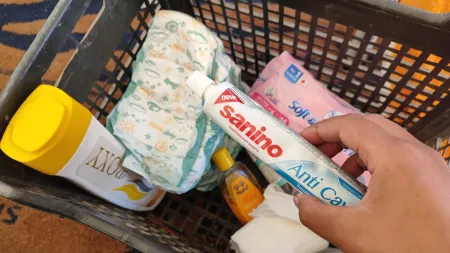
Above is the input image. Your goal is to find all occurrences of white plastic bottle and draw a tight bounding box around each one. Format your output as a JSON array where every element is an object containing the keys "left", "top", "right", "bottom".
[
  {"left": 1, "top": 85, "right": 165, "bottom": 211},
  {"left": 186, "top": 72, "right": 366, "bottom": 207}
]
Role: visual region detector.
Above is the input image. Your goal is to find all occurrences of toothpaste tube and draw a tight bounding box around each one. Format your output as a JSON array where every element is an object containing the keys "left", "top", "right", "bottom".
[{"left": 186, "top": 71, "right": 366, "bottom": 206}]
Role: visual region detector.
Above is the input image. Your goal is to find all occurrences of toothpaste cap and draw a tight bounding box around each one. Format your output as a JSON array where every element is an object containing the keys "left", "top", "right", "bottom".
[{"left": 186, "top": 71, "right": 215, "bottom": 99}]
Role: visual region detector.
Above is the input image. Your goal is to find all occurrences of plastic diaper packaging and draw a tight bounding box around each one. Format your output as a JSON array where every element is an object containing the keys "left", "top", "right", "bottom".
[
  {"left": 248, "top": 51, "right": 370, "bottom": 185},
  {"left": 107, "top": 10, "right": 246, "bottom": 194}
]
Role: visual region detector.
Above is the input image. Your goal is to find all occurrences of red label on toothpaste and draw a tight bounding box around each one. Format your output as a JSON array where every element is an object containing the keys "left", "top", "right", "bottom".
[
  {"left": 214, "top": 89, "right": 244, "bottom": 104},
  {"left": 251, "top": 93, "right": 289, "bottom": 125},
  {"left": 219, "top": 104, "right": 284, "bottom": 158}
]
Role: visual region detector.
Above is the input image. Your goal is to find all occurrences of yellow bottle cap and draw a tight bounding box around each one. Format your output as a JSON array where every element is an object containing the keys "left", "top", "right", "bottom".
[
  {"left": 1, "top": 85, "right": 92, "bottom": 175},
  {"left": 212, "top": 147, "right": 235, "bottom": 172}
]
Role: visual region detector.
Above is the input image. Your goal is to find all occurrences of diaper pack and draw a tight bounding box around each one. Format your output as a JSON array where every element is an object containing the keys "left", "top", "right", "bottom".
[{"left": 107, "top": 10, "right": 247, "bottom": 193}]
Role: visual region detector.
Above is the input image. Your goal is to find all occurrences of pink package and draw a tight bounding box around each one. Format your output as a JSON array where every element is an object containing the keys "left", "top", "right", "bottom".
[{"left": 248, "top": 51, "right": 370, "bottom": 185}]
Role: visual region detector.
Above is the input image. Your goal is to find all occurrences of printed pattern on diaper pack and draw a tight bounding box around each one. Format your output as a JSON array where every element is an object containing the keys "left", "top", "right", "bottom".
[{"left": 107, "top": 10, "right": 247, "bottom": 193}]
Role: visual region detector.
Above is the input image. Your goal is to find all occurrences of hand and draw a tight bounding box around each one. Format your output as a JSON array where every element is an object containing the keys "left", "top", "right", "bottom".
[{"left": 294, "top": 114, "right": 450, "bottom": 253}]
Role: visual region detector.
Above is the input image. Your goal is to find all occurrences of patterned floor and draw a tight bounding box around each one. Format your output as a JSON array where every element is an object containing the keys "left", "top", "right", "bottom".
[{"left": 0, "top": 0, "right": 102, "bottom": 88}]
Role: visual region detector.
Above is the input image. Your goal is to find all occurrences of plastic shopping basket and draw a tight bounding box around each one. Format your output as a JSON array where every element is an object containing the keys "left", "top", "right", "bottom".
[{"left": 2, "top": 0, "right": 450, "bottom": 252}]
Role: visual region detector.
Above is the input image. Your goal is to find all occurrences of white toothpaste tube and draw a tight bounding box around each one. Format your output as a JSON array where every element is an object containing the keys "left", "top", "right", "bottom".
[{"left": 187, "top": 72, "right": 366, "bottom": 206}]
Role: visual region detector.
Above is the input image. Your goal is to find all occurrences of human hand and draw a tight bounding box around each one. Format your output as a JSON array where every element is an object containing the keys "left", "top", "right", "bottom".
[{"left": 295, "top": 114, "right": 450, "bottom": 252}]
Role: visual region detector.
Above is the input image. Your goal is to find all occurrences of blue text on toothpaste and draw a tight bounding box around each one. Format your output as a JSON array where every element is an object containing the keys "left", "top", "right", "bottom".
[{"left": 272, "top": 160, "right": 363, "bottom": 206}]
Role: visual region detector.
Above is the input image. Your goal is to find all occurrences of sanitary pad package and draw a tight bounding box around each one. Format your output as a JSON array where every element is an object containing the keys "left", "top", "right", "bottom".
[{"left": 248, "top": 51, "right": 370, "bottom": 185}]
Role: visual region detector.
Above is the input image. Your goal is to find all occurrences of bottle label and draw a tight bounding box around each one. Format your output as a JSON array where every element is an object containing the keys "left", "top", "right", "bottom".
[
  {"left": 228, "top": 176, "right": 264, "bottom": 223},
  {"left": 72, "top": 135, "right": 163, "bottom": 210},
  {"left": 78, "top": 136, "right": 129, "bottom": 185}
]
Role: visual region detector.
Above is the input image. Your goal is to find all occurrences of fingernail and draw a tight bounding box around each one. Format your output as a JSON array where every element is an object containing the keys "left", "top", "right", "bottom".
[
  {"left": 299, "top": 128, "right": 309, "bottom": 136},
  {"left": 293, "top": 194, "right": 301, "bottom": 208}
]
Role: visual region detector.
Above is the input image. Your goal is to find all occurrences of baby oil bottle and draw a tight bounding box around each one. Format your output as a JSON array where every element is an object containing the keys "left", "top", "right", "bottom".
[{"left": 212, "top": 147, "right": 264, "bottom": 224}]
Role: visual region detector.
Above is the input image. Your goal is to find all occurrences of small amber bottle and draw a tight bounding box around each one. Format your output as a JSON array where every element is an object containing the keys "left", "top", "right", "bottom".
[{"left": 212, "top": 147, "right": 264, "bottom": 224}]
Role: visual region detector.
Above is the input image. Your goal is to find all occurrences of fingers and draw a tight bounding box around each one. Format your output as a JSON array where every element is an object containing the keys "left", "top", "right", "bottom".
[
  {"left": 294, "top": 194, "right": 357, "bottom": 247},
  {"left": 301, "top": 114, "right": 394, "bottom": 170},
  {"left": 341, "top": 154, "right": 366, "bottom": 178},
  {"left": 364, "top": 114, "right": 417, "bottom": 142},
  {"left": 317, "top": 142, "right": 343, "bottom": 158}
]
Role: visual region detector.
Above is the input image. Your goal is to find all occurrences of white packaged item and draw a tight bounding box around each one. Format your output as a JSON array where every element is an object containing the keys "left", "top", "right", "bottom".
[
  {"left": 231, "top": 217, "right": 328, "bottom": 253},
  {"left": 186, "top": 72, "right": 366, "bottom": 207},
  {"left": 249, "top": 184, "right": 306, "bottom": 222},
  {"left": 231, "top": 184, "right": 329, "bottom": 253}
]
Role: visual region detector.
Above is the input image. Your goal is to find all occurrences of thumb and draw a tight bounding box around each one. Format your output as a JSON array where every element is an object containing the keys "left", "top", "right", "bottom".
[{"left": 294, "top": 194, "right": 357, "bottom": 246}]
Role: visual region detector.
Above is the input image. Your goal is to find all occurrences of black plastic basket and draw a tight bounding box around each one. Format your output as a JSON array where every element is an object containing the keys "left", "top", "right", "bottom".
[{"left": 2, "top": 0, "right": 450, "bottom": 252}]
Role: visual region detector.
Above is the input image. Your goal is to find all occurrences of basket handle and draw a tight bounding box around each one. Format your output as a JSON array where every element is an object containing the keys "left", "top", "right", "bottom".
[{"left": 0, "top": 0, "right": 92, "bottom": 134}]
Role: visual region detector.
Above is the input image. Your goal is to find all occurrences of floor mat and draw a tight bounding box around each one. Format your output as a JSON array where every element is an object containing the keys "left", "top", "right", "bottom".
[
  {"left": 0, "top": 0, "right": 103, "bottom": 89},
  {"left": 0, "top": 197, "right": 130, "bottom": 253}
]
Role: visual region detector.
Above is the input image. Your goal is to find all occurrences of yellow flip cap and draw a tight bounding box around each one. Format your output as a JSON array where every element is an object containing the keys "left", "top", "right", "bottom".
[
  {"left": 1, "top": 85, "right": 92, "bottom": 175},
  {"left": 212, "top": 147, "right": 235, "bottom": 172}
]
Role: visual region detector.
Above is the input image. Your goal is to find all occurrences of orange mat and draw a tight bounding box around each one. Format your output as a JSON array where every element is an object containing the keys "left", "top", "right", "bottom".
[{"left": 0, "top": 197, "right": 130, "bottom": 253}]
